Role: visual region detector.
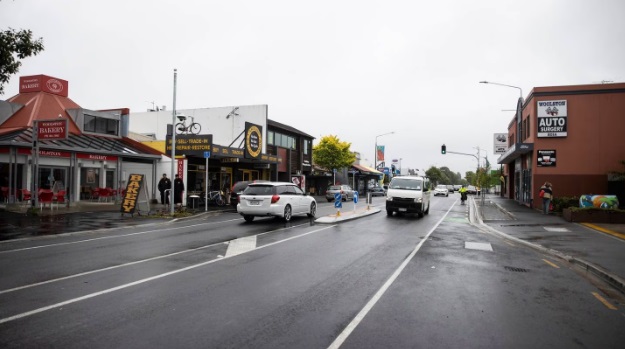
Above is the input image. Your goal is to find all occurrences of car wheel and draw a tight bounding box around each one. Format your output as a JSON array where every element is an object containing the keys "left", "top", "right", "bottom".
[
  {"left": 307, "top": 202, "right": 317, "bottom": 218},
  {"left": 418, "top": 211, "right": 424, "bottom": 218},
  {"left": 243, "top": 215, "right": 254, "bottom": 222},
  {"left": 425, "top": 202, "right": 430, "bottom": 214},
  {"left": 327, "top": 199, "right": 332, "bottom": 202},
  {"left": 446, "top": 193, "right": 448, "bottom": 197},
  {"left": 387, "top": 210, "right": 393, "bottom": 216},
  {"left": 283, "top": 205, "right": 292, "bottom": 222}
]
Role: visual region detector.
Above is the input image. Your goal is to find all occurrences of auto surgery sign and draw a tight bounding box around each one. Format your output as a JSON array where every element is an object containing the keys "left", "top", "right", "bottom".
[{"left": 537, "top": 100, "right": 567, "bottom": 138}]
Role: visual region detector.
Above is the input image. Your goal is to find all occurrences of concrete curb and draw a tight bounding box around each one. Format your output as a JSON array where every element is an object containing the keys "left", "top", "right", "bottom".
[
  {"left": 315, "top": 207, "right": 381, "bottom": 224},
  {"left": 471, "top": 197, "right": 625, "bottom": 295}
]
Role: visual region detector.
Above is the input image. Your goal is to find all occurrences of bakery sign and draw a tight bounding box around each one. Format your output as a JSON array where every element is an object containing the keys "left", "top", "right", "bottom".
[
  {"left": 537, "top": 100, "right": 567, "bottom": 138},
  {"left": 537, "top": 149, "right": 556, "bottom": 167},
  {"left": 35, "top": 119, "right": 68, "bottom": 140}
]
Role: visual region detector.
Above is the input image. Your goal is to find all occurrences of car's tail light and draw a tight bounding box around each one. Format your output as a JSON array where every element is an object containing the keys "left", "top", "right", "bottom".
[
  {"left": 340, "top": 190, "right": 344, "bottom": 194},
  {"left": 271, "top": 195, "right": 280, "bottom": 203}
]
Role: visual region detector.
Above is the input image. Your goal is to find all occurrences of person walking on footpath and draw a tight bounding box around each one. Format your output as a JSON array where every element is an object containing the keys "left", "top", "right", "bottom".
[
  {"left": 539, "top": 182, "right": 553, "bottom": 214},
  {"left": 158, "top": 173, "right": 172, "bottom": 205},
  {"left": 174, "top": 174, "right": 185, "bottom": 207}
]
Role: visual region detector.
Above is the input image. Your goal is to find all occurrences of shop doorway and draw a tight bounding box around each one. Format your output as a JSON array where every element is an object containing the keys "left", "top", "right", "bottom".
[{"left": 39, "top": 167, "right": 67, "bottom": 192}]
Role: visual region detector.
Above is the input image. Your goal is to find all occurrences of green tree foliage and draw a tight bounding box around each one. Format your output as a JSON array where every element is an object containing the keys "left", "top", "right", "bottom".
[
  {"left": 0, "top": 28, "right": 44, "bottom": 95},
  {"left": 425, "top": 166, "right": 445, "bottom": 185},
  {"left": 465, "top": 171, "right": 476, "bottom": 185},
  {"left": 312, "top": 135, "right": 356, "bottom": 172}
]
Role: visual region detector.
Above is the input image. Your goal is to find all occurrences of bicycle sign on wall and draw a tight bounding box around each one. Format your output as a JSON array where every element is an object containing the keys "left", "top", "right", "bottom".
[{"left": 175, "top": 115, "right": 201, "bottom": 135}]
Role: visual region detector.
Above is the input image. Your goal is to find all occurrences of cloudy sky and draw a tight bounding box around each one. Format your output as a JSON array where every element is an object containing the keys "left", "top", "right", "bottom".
[{"left": 2, "top": 0, "right": 624, "bottom": 176}]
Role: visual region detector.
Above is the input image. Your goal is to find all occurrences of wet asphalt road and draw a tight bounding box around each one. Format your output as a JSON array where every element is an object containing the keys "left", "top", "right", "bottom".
[{"left": 0, "top": 209, "right": 168, "bottom": 241}]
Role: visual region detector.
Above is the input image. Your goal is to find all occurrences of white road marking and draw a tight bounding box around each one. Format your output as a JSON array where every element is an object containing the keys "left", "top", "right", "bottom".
[
  {"left": 0, "top": 241, "right": 227, "bottom": 295},
  {"left": 543, "top": 226, "right": 570, "bottom": 232},
  {"left": 0, "top": 225, "right": 336, "bottom": 325},
  {"left": 225, "top": 235, "right": 257, "bottom": 257},
  {"left": 327, "top": 205, "right": 455, "bottom": 349},
  {"left": 464, "top": 242, "right": 493, "bottom": 251},
  {"left": 0, "top": 219, "right": 242, "bottom": 254}
]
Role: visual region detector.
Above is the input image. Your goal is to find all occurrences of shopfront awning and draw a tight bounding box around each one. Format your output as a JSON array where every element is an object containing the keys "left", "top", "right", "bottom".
[
  {"left": 497, "top": 142, "right": 534, "bottom": 164},
  {"left": 352, "top": 164, "right": 383, "bottom": 177}
]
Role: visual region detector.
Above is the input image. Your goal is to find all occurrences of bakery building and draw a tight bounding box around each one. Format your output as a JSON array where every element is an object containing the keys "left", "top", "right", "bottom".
[
  {"left": 497, "top": 82, "right": 625, "bottom": 210},
  {"left": 0, "top": 74, "right": 163, "bottom": 204}
]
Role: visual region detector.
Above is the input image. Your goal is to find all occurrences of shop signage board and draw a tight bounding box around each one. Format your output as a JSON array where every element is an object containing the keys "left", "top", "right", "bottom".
[
  {"left": 537, "top": 100, "right": 568, "bottom": 138},
  {"left": 35, "top": 119, "right": 68, "bottom": 140},
  {"left": 244, "top": 122, "right": 263, "bottom": 159},
  {"left": 493, "top": 133, "right": 507, "bottom": 154},
  {"left": 120, "top": 173, "right": 150, "bottom": 215},
  {"left": 166, "top": 134, "right": 213, "bottom": 157},
  {"left": 537, "top": 150, "right": 557, "bottom": 167}
]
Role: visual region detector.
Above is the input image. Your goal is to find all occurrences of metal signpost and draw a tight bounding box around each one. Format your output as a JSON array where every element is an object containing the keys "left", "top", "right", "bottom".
[{"left": 204, "top": 151, "right": 210, "bottom": 211}]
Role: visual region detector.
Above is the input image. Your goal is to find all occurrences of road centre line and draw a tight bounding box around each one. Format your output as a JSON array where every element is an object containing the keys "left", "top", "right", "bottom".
[
  {"left": 328, "top": 204, "right": 455, "bottom": 349},
  {"left": 0, "top": 224, "right": 336, "bottom": 325},
  {"left": 0, "top": 218, "right": 243, "bottom": 254}
]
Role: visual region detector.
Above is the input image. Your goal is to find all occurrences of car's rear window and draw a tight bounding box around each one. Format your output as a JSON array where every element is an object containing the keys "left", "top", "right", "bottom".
[
  {"left": 328, "top": 185, "right": 341, "bottom": 190},
  {"left": 243, "top": 185, "right": 275, "bottom": 195},
  {"left": 390, "top": 179, "right": 422, "bottom": 190}
]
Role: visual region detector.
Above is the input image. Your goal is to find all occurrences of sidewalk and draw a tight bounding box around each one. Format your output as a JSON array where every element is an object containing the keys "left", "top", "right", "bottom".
[{"left": 473, "top": 194, "right": 625, "bottom": 294}]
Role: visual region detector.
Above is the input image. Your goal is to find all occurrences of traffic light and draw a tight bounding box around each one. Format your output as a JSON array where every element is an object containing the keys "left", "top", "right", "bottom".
[{"left": 441, "top": 144, "right": 446, "bottom": 154}]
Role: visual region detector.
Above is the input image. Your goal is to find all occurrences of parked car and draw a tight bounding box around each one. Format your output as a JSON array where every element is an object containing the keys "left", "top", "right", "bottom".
[
  {"left": 434, "top": 184, "right": 449, "bottom": 197},
  {"left": 446, "top": 185, "right": 455, "bottom": 193},
  {"left": 230, "top": 180, "right": 269, "bottom": 208},
  {"left": 325, "top": 185, "right": 355, "bottom": 202},
  {"left": 237, "top": 182, "right": 316, "bottom": 222},
  {"left": 369, "top": 186, "right": 386, "bottom": 197},
  {"left": 466, "top": 185, "right": 477, "bottom": 194},
  {"left": 453, "top": 185, "right": 462, "bottom": 191}
]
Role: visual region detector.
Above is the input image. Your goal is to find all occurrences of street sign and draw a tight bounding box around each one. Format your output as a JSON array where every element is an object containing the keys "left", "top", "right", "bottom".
[
  {"left": 334, "top": 200, "right": 342, "bottom": 209},
  {"left": 353, "top": 191, "right": 358, "bottom": 204},
  {"left": 334, "top": 192, "right": 342, "bottom": 209},
  {"left": 204, "top": 151, "right": 211, "bottom": 158}
]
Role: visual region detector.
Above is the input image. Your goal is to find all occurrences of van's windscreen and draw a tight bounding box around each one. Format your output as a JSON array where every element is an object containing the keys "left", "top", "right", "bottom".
[{"left": 390, "top": 179, "right": 422, "bottom": 190}]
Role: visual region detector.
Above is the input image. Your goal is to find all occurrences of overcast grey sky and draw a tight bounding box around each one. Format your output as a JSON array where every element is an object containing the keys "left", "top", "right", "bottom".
[{"left": 2, "top": 0, "right": 624, "bottom": 176}]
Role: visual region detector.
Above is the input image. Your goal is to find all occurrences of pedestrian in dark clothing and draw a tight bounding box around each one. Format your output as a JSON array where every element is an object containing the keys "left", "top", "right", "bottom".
[
  {"left": 174, "top": 174, "right": 185, "bottom": 206},
  {"left": 158, "top": 173, "right": 171, "bottom": 205},
  {"left": 540, "top": 182, "right": 553, "bottom": 214}
]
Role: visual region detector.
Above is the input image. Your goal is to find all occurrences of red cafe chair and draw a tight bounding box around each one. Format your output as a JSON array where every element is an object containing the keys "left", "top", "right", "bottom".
[{"left": 39, "top": 191, "right": 55, "bottom": 211}]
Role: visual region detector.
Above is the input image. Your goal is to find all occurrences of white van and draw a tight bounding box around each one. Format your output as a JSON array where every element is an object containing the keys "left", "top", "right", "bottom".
[{"left": 385, "top": 176, "right": 431, "bottom": 217}]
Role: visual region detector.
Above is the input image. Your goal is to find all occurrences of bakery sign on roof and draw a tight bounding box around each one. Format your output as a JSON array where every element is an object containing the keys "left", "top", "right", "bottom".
[{"left": 19, "top": 75, "right": 69, "bottom": 97}]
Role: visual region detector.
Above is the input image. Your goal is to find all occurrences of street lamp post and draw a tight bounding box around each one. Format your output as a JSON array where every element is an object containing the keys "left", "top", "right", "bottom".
[
  {"left": 170, "top": 69, "right": 178, "bottom": 216},
  {"left": 374, "top": 131, "right": 395, "bottom": 171},
  {"left": 480, "top": 80, "right": 523, "bottom": 199},
  {"left": 479, "top": 81, "right": 523, "bottom": 99}
]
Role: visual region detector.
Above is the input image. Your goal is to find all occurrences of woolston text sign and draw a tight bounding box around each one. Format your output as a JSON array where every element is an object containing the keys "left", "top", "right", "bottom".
[
  {"left": 35, "top": 119, "right": 69, "bottom": 140},
  {"left": 120, "top": 174, "right": 145, "bottom": 214},
  {"left": 537, "top": 100, "right": 567, "bottom": 138}
]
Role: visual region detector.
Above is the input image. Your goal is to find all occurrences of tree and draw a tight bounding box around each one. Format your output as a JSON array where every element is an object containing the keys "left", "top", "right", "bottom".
[
  {"left": 425, "top": 166, "right": 445, "bottom": 185},
  {"left": 312, "top": 135, "right": 356, "bottom": 172},
  {"left": 0, "top": 28, "right": 44, "bottom": 95}
]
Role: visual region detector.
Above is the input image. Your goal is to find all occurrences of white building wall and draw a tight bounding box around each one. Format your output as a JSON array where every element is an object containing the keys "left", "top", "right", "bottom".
[{"left": 128, "top": 104, "right": 268, "bottom": 153}]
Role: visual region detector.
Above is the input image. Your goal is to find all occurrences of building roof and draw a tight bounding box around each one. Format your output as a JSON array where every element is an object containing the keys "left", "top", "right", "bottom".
[
  {"left": 268, "top": 119, "right": 315, "bottom": 139},
  {"left": 0, "top": 128, "right": 162, "bottom": 158},
  {"left": 352, "top": 163, "right": 383, "bottom": 176},
  {"left": 1, "top": 92, "right": 82, "bottom": 135},
  {"left": 0, "top": 74, "right": 162, "bottom": 159}
]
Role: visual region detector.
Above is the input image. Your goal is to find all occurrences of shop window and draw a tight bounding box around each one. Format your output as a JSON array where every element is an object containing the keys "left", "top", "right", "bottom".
[{"left": 268, "top": 131, "right": 274, "bottom": 145}]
